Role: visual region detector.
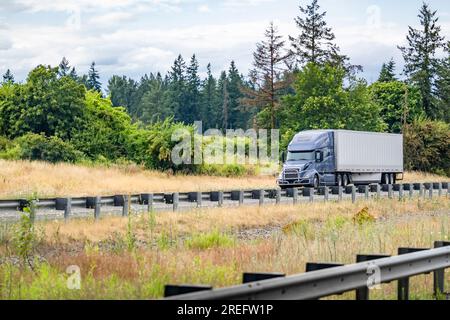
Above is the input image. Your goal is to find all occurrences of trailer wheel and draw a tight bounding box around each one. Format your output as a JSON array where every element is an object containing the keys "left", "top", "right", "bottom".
[{"left": 342, "top": 174, "right": 348, "bottom": 187}]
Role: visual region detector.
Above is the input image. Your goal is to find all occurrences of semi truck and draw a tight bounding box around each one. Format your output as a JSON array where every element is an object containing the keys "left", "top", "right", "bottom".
[{"left": 277, "top": 130, "right": 404, "bottom": 189}]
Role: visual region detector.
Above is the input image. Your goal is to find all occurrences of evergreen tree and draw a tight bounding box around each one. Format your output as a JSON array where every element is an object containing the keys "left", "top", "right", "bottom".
[
  {"left": 227, "top": 61, "right": 247, "bottom": 129},
  {"left": 69, "top": 67, "right": 78, "bottom": 80},
  {"left": 167, "top": 55, "right": 187, "bottom": 123},
  {"left": 2, "top": 69, "right": 14, "bottom": 84},
  {"left": 435, "top": 41, "right": 450, "bottom": 122},
  {"left": 87, "top": 62, "right": 102, "bottom": 93},
  {"left": 140, "top": 74, "right": 172, "bottom": 124},
  {"left": 185, "top": 54, "right": 201, "bottom": 123},
  {"left": 289, "top": 0, "right": 337, "bottom": 65},
  {"left": 107, "top": 75, "right": 139, "bottom": 117},
  {"left": 201, "top": 63, "right": 219, "bottom": 128},
  {"left": 58, "top": 57, "right": 71, "bottom": 77},
  {"left": 243, "top": 22, "right": 290, "bottom": 129},
  {"left": 217, "top": 71, "right": 229, "bottom": 130},
  {"left": 398, "top": 3, "right": 445, "bottom": 119},
  {"left": 378, "top": 58, "right": 397, "bottom": 82}
]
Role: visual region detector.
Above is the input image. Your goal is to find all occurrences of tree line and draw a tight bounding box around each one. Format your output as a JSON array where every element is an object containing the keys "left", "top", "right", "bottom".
[{"left": 0, "top": 0, "right": 449, "bottom": 175}]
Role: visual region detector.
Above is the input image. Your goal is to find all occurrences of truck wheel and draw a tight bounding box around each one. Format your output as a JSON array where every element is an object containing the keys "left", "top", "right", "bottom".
[
  {"left": 336, "top": 174, "right": 342, "bottom": 187},
  {"left": 342, "top": 174, "right": 348, "bottom": 187},
  {"left": 313, "top": 175, "right": 319, "bottom": 189}
]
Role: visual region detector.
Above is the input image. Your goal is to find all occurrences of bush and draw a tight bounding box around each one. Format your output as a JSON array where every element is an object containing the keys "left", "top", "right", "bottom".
[
  {"left": 131, "top": 118, "right": 196, "bottom": 172},
  {"left": 14, "top": 133, "right": 83, "bottom": 163},
  {"left": 404, "top": 118, "right": 450, "bottom": 176}
]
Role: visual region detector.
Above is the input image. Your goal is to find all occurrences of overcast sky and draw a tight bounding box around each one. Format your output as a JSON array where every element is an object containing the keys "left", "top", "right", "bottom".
[{"left": 1, "top": 0, "right": 449, "bottom": 87}]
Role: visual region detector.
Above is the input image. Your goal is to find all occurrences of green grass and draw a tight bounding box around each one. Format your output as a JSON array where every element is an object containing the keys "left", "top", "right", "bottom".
[{"left": 184, "top": 230, "right": 236, "bottom": 250}]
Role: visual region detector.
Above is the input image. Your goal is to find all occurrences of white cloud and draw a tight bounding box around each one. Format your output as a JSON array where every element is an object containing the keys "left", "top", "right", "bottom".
[
  {"left": 197, "top": 4, "right": 210, "bottom": 13},
  {"left": 89, "top": 12, "right": 134, "bottom": 27},
  {"left": 223, "top": 0, "right": 275, "bottom": 7}
]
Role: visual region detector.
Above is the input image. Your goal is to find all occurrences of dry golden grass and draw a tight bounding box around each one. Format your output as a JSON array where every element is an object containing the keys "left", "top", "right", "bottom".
[
  {"left": 42, "top": 196, "right": 450, "bottom": 244},
  {"left": 0, "top": 160, "right": 275, "bottom": 198},
  {"left": 40, "top": 197, "right": 450, "bottom": 300},
  {"left": 401, "top": 171, "right": 449, "bottom": 183},
  {"left": 1, "top": 196, "right": 449, "bottom": 299},
  {"left": 0, "top": 159, "right": 447, "bottom": 199}
]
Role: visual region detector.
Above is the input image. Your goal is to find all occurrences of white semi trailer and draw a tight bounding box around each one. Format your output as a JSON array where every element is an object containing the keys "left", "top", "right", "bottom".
[{"left": 277, "top": 130, "right": 404, "bottom": 188}]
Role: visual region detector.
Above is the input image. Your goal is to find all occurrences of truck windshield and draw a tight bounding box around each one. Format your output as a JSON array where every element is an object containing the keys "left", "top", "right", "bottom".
[{"left": 287, "top": 151, "right": 315, "bottom": 162}]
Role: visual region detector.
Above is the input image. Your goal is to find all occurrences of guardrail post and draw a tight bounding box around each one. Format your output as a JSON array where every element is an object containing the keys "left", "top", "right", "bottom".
[
  {"left": 293, "top": 188, "right": 298, "bottom": 205},
  {"left": 376, "top": 184, "right": 381, "bottom": 199},
  {"left": 438, "top": 183, "right": 442, "bottom": 197},
  {"left": 218, "top": 191, "right": 224, "bottom": 207},
  {"left": 388, "top": 185, "right": 393, "bottom": 199},
  {"left": 409, "top": 185, "right": 414, "bottom": 199},
  {"left": 122, "top": 195, "right": 129, "bottom": 217},
  {"left": 94, "top": 196, "right": 101, "bottom": 220},
  {"left": 239, "top": 190, "right": 244, "bottom": 206},
  {"left": 148, "top": 194, "right": 154, "bottom": 212},
  {"left": 338, "top": 186, "right": 343, "bottom": 202},
  {"left": 172, "top": 193, "right": 179, "bottom": 212},
  {"left": 64, "top": 198, "right": 71, "bottom": 222},
  {"left": 364, "top": 186, "right": 369, "bottom": 200},
  {"left": 399, "top": 184, "right": 404, "bottom": 200},
  {"left": 259, "top": 190, "right": 265, "bottom": 206},
  {"left": 29, "top": 200, "right": 36, "bottom": 224},
  {"left": 197, "top": 192, "right": 202, "bottom": 208},
  {"left": 276, "top": 189, "right": 281, "bottom": 205},
  {"left": 419, "top": 183, "right": 424, "bottom": 198},
  {"left": 310, "top": 190, "right": 314, "bottom": 203},
  {"left": 433, "top": 241, "right": 450, "bottom": 298},
  {"left": 324, "top": 187, "right": 329, "bottom": 202},
  {"left": 351, "top": 186, "right": 356, "bottom": 203},
  {"left": 397, "top": 247, "right": 429, "bottom": 300},
  {"left": 428, "top": 184, "right": 433, "bottom": 200},
  {"left": 354, "top": 254, "right": 391, "bottom": 300}
]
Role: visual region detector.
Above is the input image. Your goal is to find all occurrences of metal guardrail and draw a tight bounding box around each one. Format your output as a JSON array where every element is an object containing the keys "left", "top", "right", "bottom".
[
  {"left": 0, "top": 182, "right": 448, "bottom": 221},
  {"left": 165, "top": 241, "right": 450, "bottom": 300}
]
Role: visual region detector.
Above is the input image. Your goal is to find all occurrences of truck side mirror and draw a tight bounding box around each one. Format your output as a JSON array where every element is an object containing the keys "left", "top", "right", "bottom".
[{"left": 315, "top": 151, "right": 323, "bottom": 162}]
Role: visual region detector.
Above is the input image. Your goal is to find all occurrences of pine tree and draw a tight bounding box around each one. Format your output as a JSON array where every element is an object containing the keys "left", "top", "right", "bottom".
[
  {"left": 398, "top": 3, "right": 445, "bottom": 119},
  {"left": 201, "top": 63, "right": 219, "bottom": 128},
  {"left": 2, "top": 69, "right": 14, "bottom": 84},
  {"left": 107, "top": 75, "right": 139, "bottom": 116},
  {"left": 87, "top": 62, "right": 102, "bottom": 93},
  {"left": 435, "top": 41, "right": 450, "bottom": 121},
  {"left": 243, "top": 22, "right": 290, "bottom": 129},
  {"left": 289, "top": 0, "right": 337, "bottom": 65},
  {"left": 217, "top": 71, "right": 229, "bottom": 130},
  {"left": 185, "top": 54, "right": 201, "bottom": 123},
  {"left": 69, "top": 67, "right": 78, "bottom": 80},
  {"left": 168, "top": 55, "right": 187, "bottom": 122},
  {"left": 378, "top": 58, "right": 397, "bottom": 82},
  {"left": 58, "top": 57, "right": 71, "bottom": 77}
]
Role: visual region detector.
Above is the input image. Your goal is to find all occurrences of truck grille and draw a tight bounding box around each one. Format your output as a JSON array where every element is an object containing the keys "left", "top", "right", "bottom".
[{"left": 283, "top": 169, "right": 299, "bottom": 180}]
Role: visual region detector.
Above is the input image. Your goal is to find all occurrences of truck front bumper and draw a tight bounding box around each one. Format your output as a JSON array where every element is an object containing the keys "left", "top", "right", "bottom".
[{"left": 277, "top": 178, "right": 313, "bottom": 187}]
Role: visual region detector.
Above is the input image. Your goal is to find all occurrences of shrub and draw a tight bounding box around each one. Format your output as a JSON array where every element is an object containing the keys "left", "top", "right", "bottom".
[
  {"left": 14, "top": 133, "right": 83, "bottom": 163},
  {"left": 404, "top": 118, "right": 450, "bottom": 176}
]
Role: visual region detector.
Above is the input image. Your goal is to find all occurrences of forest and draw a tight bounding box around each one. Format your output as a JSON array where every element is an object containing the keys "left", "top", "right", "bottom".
[{"left": 0, "top": 0, "right": 449, "bottom": 176}]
